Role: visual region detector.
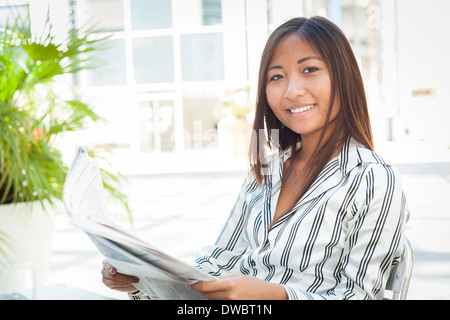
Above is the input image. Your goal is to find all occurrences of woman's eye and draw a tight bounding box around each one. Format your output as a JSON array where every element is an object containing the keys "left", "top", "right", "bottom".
[
  {"left": 304, "top": 67, "right": 318, "bottom": 74},
  {"left": 269, "top": 74, "right": 283, "bottom": 81}
]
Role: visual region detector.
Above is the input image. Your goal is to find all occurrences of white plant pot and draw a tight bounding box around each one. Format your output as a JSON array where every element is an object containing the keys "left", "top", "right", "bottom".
[{"left": 0, "top": 200, "right": 60, "bottom": 289}]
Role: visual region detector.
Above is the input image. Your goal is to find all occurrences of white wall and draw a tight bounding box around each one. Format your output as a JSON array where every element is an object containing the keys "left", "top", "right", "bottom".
[{"left": 394, "top": 0, "right": 450, "bottom": 150}]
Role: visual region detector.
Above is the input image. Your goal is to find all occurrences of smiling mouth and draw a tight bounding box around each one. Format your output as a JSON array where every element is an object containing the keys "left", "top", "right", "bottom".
[{"left": 289, "top": 104, "right": 316, "bottom": 114}]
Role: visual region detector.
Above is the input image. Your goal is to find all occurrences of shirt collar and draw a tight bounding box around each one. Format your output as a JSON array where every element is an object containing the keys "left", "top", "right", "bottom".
[
  {"left": 264, "top": 136, "right": 388, "bottom": 225},
  {"left": 273, "top": 136, "right": 388, "bottom": 181},
  {"left": 338, "top": 136, "right": 388, "bottom": 177}
]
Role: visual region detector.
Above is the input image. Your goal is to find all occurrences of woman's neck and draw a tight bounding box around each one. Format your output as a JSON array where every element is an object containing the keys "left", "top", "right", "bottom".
[{"left": 298, "top": 128, "right": 345, "bottom": 165}]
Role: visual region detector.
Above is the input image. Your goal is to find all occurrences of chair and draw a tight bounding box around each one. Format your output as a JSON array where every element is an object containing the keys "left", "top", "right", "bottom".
[{"left": 384, "top": 237, "right": 414, "bottom": 300}]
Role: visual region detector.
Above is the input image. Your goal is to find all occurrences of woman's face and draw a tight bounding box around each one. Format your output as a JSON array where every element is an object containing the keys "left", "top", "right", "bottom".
[{"left": 265, "top": 33, "right": 340, "bottom": 143}]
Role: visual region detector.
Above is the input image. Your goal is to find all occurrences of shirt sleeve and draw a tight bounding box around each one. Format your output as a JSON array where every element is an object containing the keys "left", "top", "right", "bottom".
[
  {"left": 283, "top": 163, "right": 410, "bottom": 300},
  {"left": 194, "top": 174, "right": 255, "bottom": 276}
]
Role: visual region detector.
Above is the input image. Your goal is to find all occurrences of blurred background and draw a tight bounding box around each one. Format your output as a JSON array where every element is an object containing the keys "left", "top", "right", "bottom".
[{"left": 1, "top": 0, "right": 449, "bottom": 300}]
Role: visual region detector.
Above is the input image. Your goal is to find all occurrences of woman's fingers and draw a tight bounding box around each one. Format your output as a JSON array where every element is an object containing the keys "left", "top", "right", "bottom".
[{"left": 101, "top": 260, "right": 139, "bottom": 292}]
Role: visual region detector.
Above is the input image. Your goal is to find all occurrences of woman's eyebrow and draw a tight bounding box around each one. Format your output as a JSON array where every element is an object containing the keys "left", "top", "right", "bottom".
[
  {"left": 267, "top": 65, "right": 282, "bottom": 72},
  {"left": 267, "top": 56, "right": 322, "bottom": 72},
  {"left": 297, "top": 55, "right": 322, "bottom": 64}
]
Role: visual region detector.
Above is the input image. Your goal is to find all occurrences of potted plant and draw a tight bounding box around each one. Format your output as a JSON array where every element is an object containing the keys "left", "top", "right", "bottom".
[{"left": 0, "top": 16, "right": 129, "bottom": 288}]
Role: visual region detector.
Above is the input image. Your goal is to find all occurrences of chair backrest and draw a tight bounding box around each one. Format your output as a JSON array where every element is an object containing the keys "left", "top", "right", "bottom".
[{"left": 384, "top": 237, "right": 414, "bottom": 300}]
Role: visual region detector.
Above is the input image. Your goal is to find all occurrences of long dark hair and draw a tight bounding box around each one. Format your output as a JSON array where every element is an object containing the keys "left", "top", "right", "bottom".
[{"left": 250, "top": 16, "right": 374, "bottom": 199}]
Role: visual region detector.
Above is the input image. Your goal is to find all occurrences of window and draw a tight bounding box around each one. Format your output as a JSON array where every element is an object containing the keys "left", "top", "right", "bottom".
[
  {"left": 182, "top": 88, "right": 222, "bottom": 150},
  {"left": 133, "top": 36, "right": 174, "bottom": 83},
  {"left": 131, "top": 0, "right": 172, "bottom": 30},
  {"left": 87, "top": 39, "right": 127, "bottom": 86},
  {"left": 76, "top": 0, "right": 228, "bottom": 153},
  {"left": 138, "top": 99, "right": 175, "bottom": 152},
  {"left": 202, "top": 0, "right": 222, "bottom": 25},
  {"left": 180, "top": 33, "right": 224, "bottom": 81},
  {"left": 172, "top": 0, "right": 222, "bottom": 28},
  {"left": 0, "top": 5, "right": 29, "bottom": 28},
  {"left": 84, "top": 0, "right": 124, "bottom": 31}
]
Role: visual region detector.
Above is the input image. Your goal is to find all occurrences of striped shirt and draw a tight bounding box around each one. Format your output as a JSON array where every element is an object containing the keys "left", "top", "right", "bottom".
[{"left": 195, "top": 136, "right": 410, "bottom": 300}]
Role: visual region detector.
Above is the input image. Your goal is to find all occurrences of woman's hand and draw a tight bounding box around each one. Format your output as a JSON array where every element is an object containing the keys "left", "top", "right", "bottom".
[
  {"left": 189, "top": 274, "right": 288, "bottom": 300},
  {"left": 101, "top": 260, "right": 140, "bottom": 292}
]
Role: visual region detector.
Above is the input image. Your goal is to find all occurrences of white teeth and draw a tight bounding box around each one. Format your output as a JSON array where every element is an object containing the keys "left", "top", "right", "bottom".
[{"left": 290, "top": 104, "right": 315, "bottom": 114}]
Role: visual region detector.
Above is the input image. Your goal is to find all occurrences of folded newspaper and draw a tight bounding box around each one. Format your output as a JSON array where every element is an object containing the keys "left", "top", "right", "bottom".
[{"left": 63, "top": 147, "right": 215, "bottom": 300}]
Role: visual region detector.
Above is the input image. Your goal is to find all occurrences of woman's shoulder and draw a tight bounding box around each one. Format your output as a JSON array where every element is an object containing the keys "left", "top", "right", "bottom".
[
  {"left": 344, "top": 137, "right": 401, "bottom": 177},
  {"left": 349, "top": 137, "right": 388, "bottom": 164}
]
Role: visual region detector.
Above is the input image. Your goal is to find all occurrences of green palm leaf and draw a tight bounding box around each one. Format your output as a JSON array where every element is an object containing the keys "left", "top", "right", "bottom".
[{"left": 0, "top": 14, "right": 130, "bottom": 220}]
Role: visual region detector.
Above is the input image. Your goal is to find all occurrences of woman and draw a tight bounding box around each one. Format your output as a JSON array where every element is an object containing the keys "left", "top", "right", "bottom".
[{"left": 102, "top": 16, "right": 409, "bottom": 300}]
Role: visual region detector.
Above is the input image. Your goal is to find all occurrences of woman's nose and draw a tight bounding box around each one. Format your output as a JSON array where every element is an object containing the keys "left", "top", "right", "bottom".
[{"left": 284, "top": 76, "right": 306, "bottom": 100}]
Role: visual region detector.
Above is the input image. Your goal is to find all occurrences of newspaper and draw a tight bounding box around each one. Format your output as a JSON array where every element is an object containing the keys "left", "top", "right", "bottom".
[{"left": 63, "top": 147, "right": 215, "bottom": 300}]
